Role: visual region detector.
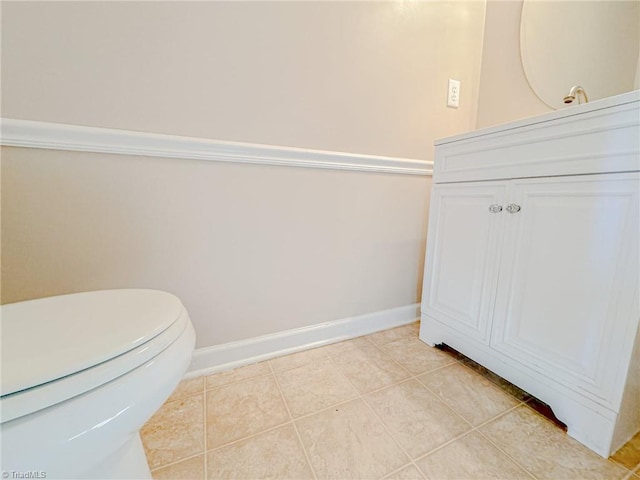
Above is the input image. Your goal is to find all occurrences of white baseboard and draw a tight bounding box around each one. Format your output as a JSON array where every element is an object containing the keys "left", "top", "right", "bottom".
[{"left": 185, "top": 303, "right": 420, "bottom": 378}]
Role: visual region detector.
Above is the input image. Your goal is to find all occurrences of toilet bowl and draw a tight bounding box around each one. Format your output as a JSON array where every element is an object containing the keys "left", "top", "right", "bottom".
[{"left": 0, "top": 289, "right": 196, "bottom": 479}]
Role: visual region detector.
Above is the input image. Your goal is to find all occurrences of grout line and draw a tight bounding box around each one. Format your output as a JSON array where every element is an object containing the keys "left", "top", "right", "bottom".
[
  {"left": 203, "top": 389, "right": 208, "bottom": 479},
  {"left": 410, "top": 429, "right": 478, "bottom": 463},
  {"left": 452, "top": 353, "right": 532, "bottom": 398},
  {"left": 408, "top": 370, "right": 541, "bottom": 480},
  {"left": 149, "top": 451, "right": 204, "bottom": 474},
  {"left": 288, "top": 395, "right": 372, "bottom": 423},
  {"left": 378, "top": 342, "right": 461, "bottom": 377},
  {"left": 145, "top": 389, "right": 208, "bottom": 474},
  {"left": 320, "top": 334, "right": 377, "bottom": 357},
  {"left": 357, "top": 376, "right": 415, "bottom": 397},
  {"left": 410, "top": 359, "right": 462, "bottom": 381},
  {"left": 609, "top": 451, "right": 633, "bottom": 470},
  {"left": 162, "top": 385, "right": 206, "bottom": 406},
  {"left": 435, "top": 349, "right": 570, "bottom": 433},
  {"left": 203, "top": 368, "right": 273, "bottom": 392},
  {"left": 473, "top": 427, "right": 539, "bottom": 480},
  {"left": 410, "top": 378, "right": 475, "bottom": 431},
  {"left": 354, "top": 352, "right": 460, "bottom": 399},
  {"left": 173, "top": 330, "right": 507, "bottom": 448},
  {"left": 154, "top": 325, "right": 635, "bottom": 480},
  {"left": 366, "top": 323, "right": 420, "bottom": 347},
  {"left": 366, "top": 344, "right": 416, "bottom": 378},
  {"left": 470, "top": 402, "right": 523, "bottom": 431},
  {"left": 412, "top": 379, "right": 538, "bottom": 480},
  {"left": 197, "top": 328, "right": 417, "bottom": 395},
  {"left": 267, "top": 347, "right": 333, "bottom": 374},
  {"left": 379, "top": 462, "right": 425, "bottom": 480},
  {"left": 326, "top": 355, "right": 423, "bottom": 479},
  {"left": 405, "top": 395, "right": 522, "bottom": 464},
  {"left": 204, "top": 417, "right": 295, "bottom": 454},
  {"left": 610, "top": 460, "right": 637, "bottom": 477},
  {"left": 325, "top": 338, "right": 427, "bottom": 395},
  {"left": 269, "top": 362, "right": 319, "bottom": 480},
  {"left": 201, "top": 372, "right": 292, "bottom": 455}
]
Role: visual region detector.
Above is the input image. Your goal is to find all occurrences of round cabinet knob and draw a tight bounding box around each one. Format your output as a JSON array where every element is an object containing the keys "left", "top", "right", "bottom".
[
  {"left": 506, "top": 204, "right": 522, "bottom": 214},
  {"left": 489, "top": 204, "right": 503, "bottom": 213}
]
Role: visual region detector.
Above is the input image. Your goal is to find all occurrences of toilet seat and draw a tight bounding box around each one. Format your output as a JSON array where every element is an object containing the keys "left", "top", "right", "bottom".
[{"left": 0, "top": 289, "right": 189, "bottom": 423}]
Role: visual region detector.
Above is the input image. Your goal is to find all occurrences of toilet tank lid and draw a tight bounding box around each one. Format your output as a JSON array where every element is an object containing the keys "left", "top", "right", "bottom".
[{"left": 0, "top": 289, "right": 185, "bottom": 397}]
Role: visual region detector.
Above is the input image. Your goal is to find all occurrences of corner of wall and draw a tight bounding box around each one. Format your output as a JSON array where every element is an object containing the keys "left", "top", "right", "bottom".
[
  {"left": 468, "top": 0, "right": 489, "bottom": 133},
  {"left": 474, "top": 0, "right": 551, "bottom": 130}
]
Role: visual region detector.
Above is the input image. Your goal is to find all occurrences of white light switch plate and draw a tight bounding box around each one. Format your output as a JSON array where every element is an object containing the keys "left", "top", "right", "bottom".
[{"left": 447, "top": 79, "right": 460, "bottom": 108}]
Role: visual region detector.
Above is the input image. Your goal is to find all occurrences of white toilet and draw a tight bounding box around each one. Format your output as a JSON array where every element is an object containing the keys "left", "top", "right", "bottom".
[{"left": 0, "top": 289, "right": 196, "bottom": 479}]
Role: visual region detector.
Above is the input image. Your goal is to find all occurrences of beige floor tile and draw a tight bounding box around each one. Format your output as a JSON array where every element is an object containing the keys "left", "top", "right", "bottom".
[
  {"left": 151, "top": 454, "right": 205, "bottom": 480},
  {"left": 276, "top": 359, "right": 358, "bottom": 417},
  {"left": 205, "top": 361, "right": 271, "bottom": 390},
  {"left": 319, "top": 335, "right": 374, "bottom": 357},
  {"left": 458, "top": 355, "right": 533, "bottom": 402},
  {"left": 480, "top": 406, "right": 629, "bottom": 480},
  {"left": 144, "top": 322, "right": 638, "bottom": 480},
  {"left": 207, "top": 424, "right": 313, "bottom": 480},
  {"left": 206, "top": 374, "right": 290, "bottom": 449},
  {"left": 417, "top": 363, "right": 519, "bottom": 426},
  {"left": 365, "top": 379, "right": 471, "bottom": 458},
  {"left": 611, "top": 432, "right": 640, "bottom": 471},
  {"left": 167, "top": 377, "right": 204, "bottom": 402},
  {"left": 383, "top": 464, "right": 426, "bottom": 480},
  {"left": 333, "top": 345, "right": 410, "bottom": 394},
  {"left": 367, "top": 322, "right": 419, "bottom": 346},
  {"left": 383, "top": 337, "right": 456, "bottom": 375},
  {"left": 296, "top": 398, "right": 409, "bottom": 479},
  {"left": 269, "top": 346, "right": 330, "bottom": 372},
  {"left": 416, "top": 431, "right": 531, "bottom": 479},
  {"left": 141, "top": 394, "right": 205, "bottom": 470},
  {"left": 408, "top": 320, "right": 420, "bottom": 334}
]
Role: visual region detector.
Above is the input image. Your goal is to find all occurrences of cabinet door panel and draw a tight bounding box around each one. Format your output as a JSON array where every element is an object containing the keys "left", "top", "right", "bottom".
[
  {"left": 491, "top": 174, "right": 639, "bottom": 405},
  {"left": 422, "top": 183, "right": 507, "bottom": 343}
]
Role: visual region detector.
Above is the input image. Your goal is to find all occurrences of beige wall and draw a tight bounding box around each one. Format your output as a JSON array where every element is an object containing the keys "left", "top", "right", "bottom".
[
  {"left": 1, "top": 147, "right": 431, "bottom": 348},
  {"left": 1, "top": 1, "right": 486, "bottom": 161},
  {"left": 476, "top": 0, "right": 551, "bottom": 129},
  {"left": 520, "top": 1, "right": 640, "bottom": 110},
  {"left": 1, "top": 2, "right": 487, "bottom": 348},
  {"left": 476, "top": 0, "right": 640, "bottom": 129}
]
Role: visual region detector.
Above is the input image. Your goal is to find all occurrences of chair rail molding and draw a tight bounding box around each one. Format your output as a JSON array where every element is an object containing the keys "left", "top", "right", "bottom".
[{"left": 0, "top": 118, "right": 433, "bottom": 176}]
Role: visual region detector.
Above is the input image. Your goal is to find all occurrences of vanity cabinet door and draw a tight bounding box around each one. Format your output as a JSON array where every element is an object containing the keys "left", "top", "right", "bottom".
[
  {"left": 421, "top": 182, "right": 507, "bottom": 344},
  {"left": 490, "top": 173, "right": 640, "bottom": 406}
]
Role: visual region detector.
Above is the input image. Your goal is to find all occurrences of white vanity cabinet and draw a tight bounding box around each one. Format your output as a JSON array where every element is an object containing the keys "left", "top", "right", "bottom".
[{"left": 420, "top": 91, "right": 640, "bottom": 457}]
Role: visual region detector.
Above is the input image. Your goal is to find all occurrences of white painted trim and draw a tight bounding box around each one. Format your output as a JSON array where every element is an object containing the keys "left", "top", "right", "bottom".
[
  {"left": 185, "top": 303, "right": 420, "bottom": 378},
  {"left": 0, "top": 118, "right": 433, "bottom": 176}
]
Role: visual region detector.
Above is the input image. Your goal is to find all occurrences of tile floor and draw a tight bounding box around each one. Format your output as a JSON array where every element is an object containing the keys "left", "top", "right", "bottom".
[{"left": 141, "top": 322, "right": 640, "bottom": 480}]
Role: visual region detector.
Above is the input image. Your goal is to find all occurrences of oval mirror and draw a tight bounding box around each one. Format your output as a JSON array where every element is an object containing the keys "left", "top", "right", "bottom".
[{"left": 520, "top": 0, "right": 640, "bottom": 109}]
